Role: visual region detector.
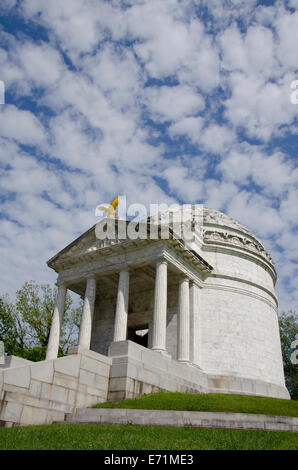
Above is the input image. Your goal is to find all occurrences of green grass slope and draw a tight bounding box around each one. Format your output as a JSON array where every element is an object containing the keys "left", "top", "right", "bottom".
[
  {"left": 92, "top": 392, "right": 298, "bottom": 417},
  {"left": 0, "top": 424, "right": 297, "bottom": 450}
]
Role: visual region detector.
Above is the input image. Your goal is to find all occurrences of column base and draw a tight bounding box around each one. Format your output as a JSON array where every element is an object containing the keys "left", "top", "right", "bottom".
[
  {"left": 188, "top": 362, "right": 203, "bottom": 369},
  {"left": 67, "top": 345, "right": 90, "bottom": 355},
  {"left": 151, "top": 348, "right": 171, "bottom": 358}
]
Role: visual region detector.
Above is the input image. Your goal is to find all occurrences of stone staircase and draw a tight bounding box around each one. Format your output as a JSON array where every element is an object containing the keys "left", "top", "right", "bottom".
[
  {"left": 60, "top": 407, "right": 298, "bottom": 432},
  {"left": 0, "top": 349, "right": 111, "bottom": 427}
]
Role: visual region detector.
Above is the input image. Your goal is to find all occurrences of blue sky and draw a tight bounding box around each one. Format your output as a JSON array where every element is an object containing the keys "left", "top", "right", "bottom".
[{"left": 0, "top": 0, "right": 297, "bottom": 311}]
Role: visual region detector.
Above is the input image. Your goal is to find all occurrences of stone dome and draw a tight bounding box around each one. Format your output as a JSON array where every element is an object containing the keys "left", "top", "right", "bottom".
[
  {"left": 202, "top": 207, "right": 274, "bottom": 268},
  {"left": 203, "top": 207, "right": 258, "bottom": 239}
]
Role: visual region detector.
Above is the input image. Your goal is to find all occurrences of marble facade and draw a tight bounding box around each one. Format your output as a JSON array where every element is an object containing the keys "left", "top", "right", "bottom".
[{"left": 0, "top": 207, "right": 290, "bottom": 426}]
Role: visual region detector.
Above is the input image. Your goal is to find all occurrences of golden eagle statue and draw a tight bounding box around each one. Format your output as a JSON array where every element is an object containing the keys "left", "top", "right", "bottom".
[{"left": 97, "top": 196, "right": 120, "bottom": 218}]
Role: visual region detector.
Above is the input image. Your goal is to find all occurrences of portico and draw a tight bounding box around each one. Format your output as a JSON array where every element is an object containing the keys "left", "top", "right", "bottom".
[{"left": 46, "top": 221, "right": 212, "bottom": 366}]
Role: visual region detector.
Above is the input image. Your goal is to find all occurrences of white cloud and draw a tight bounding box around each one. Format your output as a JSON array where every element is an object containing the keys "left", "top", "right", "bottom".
[
  {"left": 220, "top": 25, "right": 275, "bottom": 79},
  {"left": 289, "top": 0, "right": 298, "bottom": 9},
  {"left": 162, "top": 163, "right": 204, "bottom": 201},
  {"left": 16, "top": 42, "right": 65, "bottom": 87},
  {"left": 280, "top": 189, "right": 298, "bottom": 227},
  {"left": 169, "top": 117, "right": 204, "bottom": 142},
  {"left": 22, "top": 0, "right": 104, "bottom": 59},
  {"left": 145, "top": 85, "right": 205, "bottom": 122},
  {"left": 219, "top": 148, "right": 295, "bottom": 196},
  {"left": 200, "top": 0, "right": 258, "bottom": 26},
  {"left": 81, "top": 44, "right": 143, "bottom": 111},
  {"left": 227, "top": 191, "right": 284, "bottom": 238},
  {"left": 0, "top": 105, "right": 46, "bottom": 146},
  {"left": 0, "top": 37, "right": 65, "bottom": 97},
  {"left": 169, "top": 120, "right": 236, "bottom": 154},
  {"left": 203, "top": 179, "right": 239, "bottom": 211},
  {"left": 223, "top": 72, "right": 297, "bottom": 141},
  {"left": 199, "top": 124, "right": 236, "bottom": 154},
  {"left": 125, "top": 3, "right": 220, "bottom": 91},
  {"left": 0, "top": 0, "right": 297, "bottom": 313},
  {"left": 0, "top": 0, "right": 17, "bottom": 11},
  {"left": 276, "top": 11, "right": 298, "bottom": 70}
]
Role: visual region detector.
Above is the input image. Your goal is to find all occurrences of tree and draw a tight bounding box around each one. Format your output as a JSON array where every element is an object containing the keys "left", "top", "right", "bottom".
[
  {"left": 0, "top": 281, "right": 83, "bottom": 361},
  {"left": 0, "top": 296, "right": 25, "bottom": 356},
  {"left": 279, "top": 310, "right": 298, "bottom": 400}
]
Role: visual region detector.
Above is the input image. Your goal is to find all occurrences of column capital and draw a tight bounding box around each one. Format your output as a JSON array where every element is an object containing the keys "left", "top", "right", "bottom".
[
  {"left": 55, "top": 281, "right": 67, "bottom": 288},
  {"left": 155, "top": 257, "right": 168, "bottom": 266},
  {"left": 84, "top": 275, "right": 97, "bottom": 282},
  {"left": 119, "top": 266, "right": 131, "bottom": 273},
  {"left": 189, "top": 279, "right": 201, "bottom": 288},
  {"left": 178, "top": 273, "right": 190, "bottom": 283}
]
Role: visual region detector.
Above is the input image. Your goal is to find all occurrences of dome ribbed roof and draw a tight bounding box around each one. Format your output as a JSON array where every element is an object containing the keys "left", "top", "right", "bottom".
[
  {"left": 202, "top": 207, "right": 274, "bottom": 267},
  {"left": 203, "top": 207, "right": 259, "bottom": 241}
]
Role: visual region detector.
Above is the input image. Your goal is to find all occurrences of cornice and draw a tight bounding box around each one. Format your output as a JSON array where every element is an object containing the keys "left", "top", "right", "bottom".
[
  {"left": 203, "top": 229, "right": 275, "bottom": 272},
  {"left": 203, "top": 279, "right": 278, "bottom": 310}
]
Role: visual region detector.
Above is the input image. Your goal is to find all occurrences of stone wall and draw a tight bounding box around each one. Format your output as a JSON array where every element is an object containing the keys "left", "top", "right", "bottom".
[
  {"left": 0, "top": 340, "right": 290, "bottom": 427},
  {"left": 107, "top": 340, "right": 289, "bottom": 401},
  {"left": 107, "top": 340, "right": 209, "bottom": 402},
  {"left": 197, "top": 232, "right": 286, "bottom": 391},
  {"left": 0, "top": 356, "right": 33, "bottom": 370},
  {"left": 200, "top": 286, "right": 285, "bottom": 387},
  {"left": 0, "top": 348, "right": 111, "bottom": 427}
]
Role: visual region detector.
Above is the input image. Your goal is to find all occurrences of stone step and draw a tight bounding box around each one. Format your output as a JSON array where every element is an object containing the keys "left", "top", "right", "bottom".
[{"left": 58, "top": 408, "right": 298, "bottom": 432}]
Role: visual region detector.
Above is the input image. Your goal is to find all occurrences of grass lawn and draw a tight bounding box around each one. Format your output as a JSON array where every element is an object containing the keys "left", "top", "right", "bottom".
[
  {"left": 0, "top": 393, "right": 296, "bottom": 450},
  {"left": 92, "top": 392, "right": 298, "bottom": 418},
  {"left": 0, "top": 424, "right": 297, "bottom": 450}
]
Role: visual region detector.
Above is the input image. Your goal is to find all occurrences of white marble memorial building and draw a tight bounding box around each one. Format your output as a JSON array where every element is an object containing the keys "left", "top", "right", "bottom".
[
  {"left": 0, "top": 206, "right": 290, "bottom": 427},
  {"left": 45, "top": 206, "right": 289, "bottom": 401}
]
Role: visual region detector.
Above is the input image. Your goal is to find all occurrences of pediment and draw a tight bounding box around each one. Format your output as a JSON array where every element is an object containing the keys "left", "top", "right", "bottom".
[
  {"left": 47, "top": 218, "right": 213, "bottom": 275},
  {"left": 47, "top": 224, "right": 124, "bottom": 268}
]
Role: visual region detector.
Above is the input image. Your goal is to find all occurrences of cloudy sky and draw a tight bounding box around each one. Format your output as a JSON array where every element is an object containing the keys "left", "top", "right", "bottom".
[{"left": 0, "top": 0, "right": 297, "bottom": 311}]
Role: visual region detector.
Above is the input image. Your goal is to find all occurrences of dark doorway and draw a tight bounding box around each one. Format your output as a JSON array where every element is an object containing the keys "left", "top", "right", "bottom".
[{"left": 127, "top": 327, "right": 149, "bottom": 347}]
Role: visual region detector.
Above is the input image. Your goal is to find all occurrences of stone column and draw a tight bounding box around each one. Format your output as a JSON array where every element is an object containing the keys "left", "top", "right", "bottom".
[
  {"left": 78, "top": 277, "right": 97, "bottom": 349},
  {"left": 189, "top": 281, "right": 201, "bottom": 365},
  {"left": 178, "top": 276, "right": 190, "bottom": 362},
  {"left": 113, "top": 269, "right": 130, "bottom": 342},
  {"left": 152, "top": 259, "right": 167, "bottom": 353},
  {"left": 46, "top": 284, "right": 67, "bottom": 360},
  {"left": 147, "top": 320, "right": 153, "bottom": 349}
]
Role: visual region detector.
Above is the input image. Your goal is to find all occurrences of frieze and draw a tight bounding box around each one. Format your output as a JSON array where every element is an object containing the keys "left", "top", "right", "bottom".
[
  {"left": 203, "top": 229, "right": 274, "bottom": 265},
  {"left": 203, "top": 208, "right": 256, "bottom": 239},
  {"left": 59, "top": 238, "right": 121, "bottom": 261}
]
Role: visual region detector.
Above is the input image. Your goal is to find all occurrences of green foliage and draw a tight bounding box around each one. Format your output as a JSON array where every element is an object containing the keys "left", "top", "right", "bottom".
[
  {"left": 0, "top": 296, "right": 26, "bottom": 356},
  {"left": 0, "top": 424, "right": 297, "bottom": 450},
  {"left": 279, "top": 310, "right": 298, "bottom": 400},
  {"left": 21, "top": 346, "right": 48, "bottom": 362},
  {"left": 93, "top": 391, "right": 298, "bottom": 417},
  {"left": 0, "top": 281, "right": 83, "bottom": 361}
]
